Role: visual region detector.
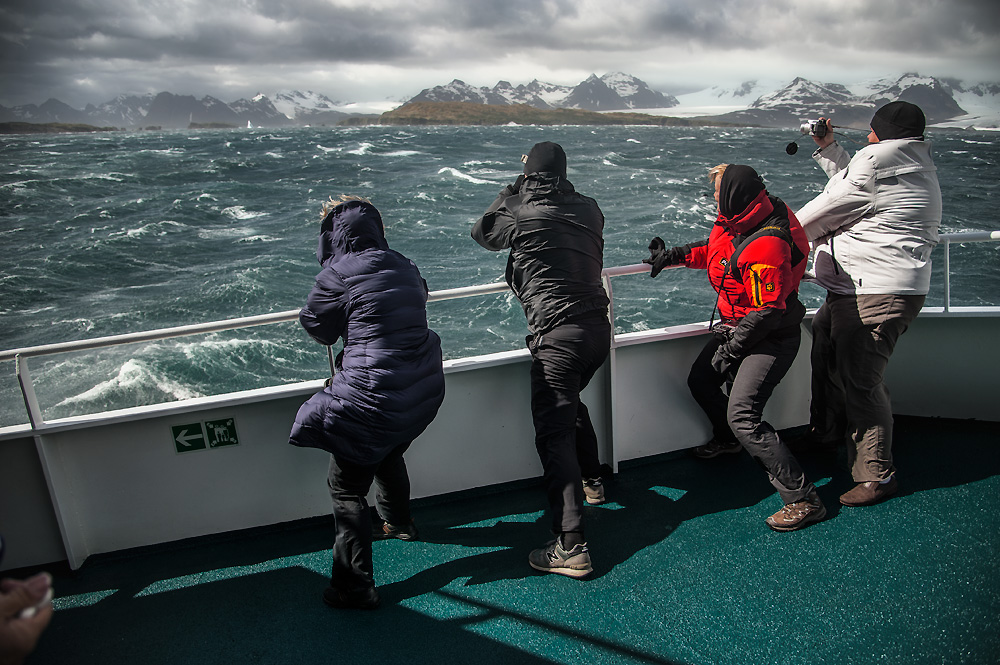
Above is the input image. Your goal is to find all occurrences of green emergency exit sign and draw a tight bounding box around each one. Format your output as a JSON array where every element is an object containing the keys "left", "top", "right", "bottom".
[
  {"left": 205, "top": 418, "right": 239, "bottom": 448},
  {"left": 171, "top": 418, "right": 240, "bottom": 454}
]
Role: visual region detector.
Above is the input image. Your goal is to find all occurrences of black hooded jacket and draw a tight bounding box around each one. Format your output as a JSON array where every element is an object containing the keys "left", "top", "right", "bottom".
[{"left": 471, "top": 173, "right": 609, "bottom": 335}]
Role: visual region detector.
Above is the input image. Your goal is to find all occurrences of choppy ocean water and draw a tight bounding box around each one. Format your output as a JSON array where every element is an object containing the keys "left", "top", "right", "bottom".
[{"left": 1, "top": 125, "right": 997, "bottom": 426}]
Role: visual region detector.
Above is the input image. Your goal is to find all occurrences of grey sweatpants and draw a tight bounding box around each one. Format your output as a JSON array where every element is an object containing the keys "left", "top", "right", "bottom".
[{"left": 688, "top": 329, "right": 816, "bottom": 505}]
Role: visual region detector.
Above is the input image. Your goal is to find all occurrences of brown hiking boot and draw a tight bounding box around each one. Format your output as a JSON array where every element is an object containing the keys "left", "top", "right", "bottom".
[
  {"left": 839, "top": 476, "right": 899, "bottom": 506},
  {"left": 766, "top": 494, "right": 827, "bottom": 532}
]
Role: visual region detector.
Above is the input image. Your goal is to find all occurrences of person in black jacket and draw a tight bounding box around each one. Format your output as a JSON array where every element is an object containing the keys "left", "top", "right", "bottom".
[
  {"left": 289, "top": 196, "right": 445, "bottom": 609},
  {"left": 472, "top": 142, "right": 610, "bottom": 578}
]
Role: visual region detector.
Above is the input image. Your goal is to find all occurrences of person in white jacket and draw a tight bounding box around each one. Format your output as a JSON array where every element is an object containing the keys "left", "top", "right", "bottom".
[{"left": 795, "top": 101, "right": 942, "bottom": 507}]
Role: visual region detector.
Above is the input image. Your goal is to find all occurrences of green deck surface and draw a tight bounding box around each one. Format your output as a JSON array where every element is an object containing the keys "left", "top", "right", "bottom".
[{"left": 23, "top": 416, "right": 1000, "bottom": 664}]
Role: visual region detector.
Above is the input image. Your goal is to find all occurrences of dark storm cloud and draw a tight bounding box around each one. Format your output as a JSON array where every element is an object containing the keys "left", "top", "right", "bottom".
[{"left": 0, "top": 0, "right": 997, "bottom": 107}]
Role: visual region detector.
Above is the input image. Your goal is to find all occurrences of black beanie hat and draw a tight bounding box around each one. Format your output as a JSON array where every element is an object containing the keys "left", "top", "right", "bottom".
[
  {"left": 523, "top": 141, "right": 567, "bottom": 178},
  {"left": 870, "top": 101, "right": 925, "bottom": 140}
]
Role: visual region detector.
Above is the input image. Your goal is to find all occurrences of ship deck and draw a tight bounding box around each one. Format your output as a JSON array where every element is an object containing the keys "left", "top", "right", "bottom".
[{"left": 22, "top": 415, "right": 1000, "bottom": 665}]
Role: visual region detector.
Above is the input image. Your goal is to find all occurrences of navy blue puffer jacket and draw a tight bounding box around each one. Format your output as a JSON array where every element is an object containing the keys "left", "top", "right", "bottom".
[{"left": 288, "top": 200, "right": 445, "bottom": 465}]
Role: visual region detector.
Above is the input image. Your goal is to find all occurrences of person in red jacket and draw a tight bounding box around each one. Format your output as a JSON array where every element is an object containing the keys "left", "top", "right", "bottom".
[{"left": 645, "top": 164, "right": 826, "bottom": 531}]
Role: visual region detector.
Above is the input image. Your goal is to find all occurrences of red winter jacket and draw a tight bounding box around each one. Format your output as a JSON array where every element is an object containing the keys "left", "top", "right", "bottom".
[{"left": 685, "top": 190, "right": 808, "bottom": 322}]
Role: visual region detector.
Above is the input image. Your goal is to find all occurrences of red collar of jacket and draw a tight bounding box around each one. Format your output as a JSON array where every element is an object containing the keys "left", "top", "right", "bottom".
[{"left": 716, "top": 189, "right": 774, "bottom": 235}]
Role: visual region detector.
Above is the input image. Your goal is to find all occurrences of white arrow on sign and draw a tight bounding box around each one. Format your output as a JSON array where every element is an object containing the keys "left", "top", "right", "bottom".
[{"left": 175, "top": 429, "right": 202, "bottom": 447}]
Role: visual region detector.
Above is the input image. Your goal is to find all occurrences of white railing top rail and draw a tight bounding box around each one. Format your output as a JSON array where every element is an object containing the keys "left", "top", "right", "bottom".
[{"left": 1, "top": 230, "right": 997, "bottom": 363}]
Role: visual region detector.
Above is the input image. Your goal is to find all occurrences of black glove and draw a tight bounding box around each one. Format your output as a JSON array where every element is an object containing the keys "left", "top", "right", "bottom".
[
  {"left": 710, "top": 343, "right": 740, "bottom": 378},
  {"left": 643, "top": 237, "right": 686, "bottom": 278}
]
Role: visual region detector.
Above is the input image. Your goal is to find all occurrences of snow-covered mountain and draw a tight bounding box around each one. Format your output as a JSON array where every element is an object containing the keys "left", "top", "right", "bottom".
[
  {"left": 600, "top": 72, "right": 679, "bottom": 109},
  {"left": 406, "top": 73, "right": 678, "bottom": 111},
  {"left": 83, "top": 94, "right": 155, "bottom": 127},
  {"left": 270, "top": 90, "right": 355, "bottom": 125},
  {"left": 0, "top": 90, "right": 381, "bottom": 128},
  {"left": 229, "top": 93, "right": 292, "bottom": 127},
  {"left": 690, "top": 74, "right": 999, "bottom": 130}
]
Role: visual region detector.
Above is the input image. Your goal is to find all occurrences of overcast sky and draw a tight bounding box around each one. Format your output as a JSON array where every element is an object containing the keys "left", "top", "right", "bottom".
[{"left": 1, "top": 0, "right": 998, "bottom": 109}]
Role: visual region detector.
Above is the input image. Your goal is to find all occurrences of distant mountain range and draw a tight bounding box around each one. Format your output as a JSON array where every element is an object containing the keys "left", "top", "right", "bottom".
[
  {"left": 715, "top": 75, "right": 973, "bottom": 128},
  {"left": 407, "top": 72, "right": 679, "bottom": 111},
  {"left": 0, "top": 90, "right": 355, "bottom": 129},
  {"left": 1, "top": 72, "right": 997, "bottom": 129}
]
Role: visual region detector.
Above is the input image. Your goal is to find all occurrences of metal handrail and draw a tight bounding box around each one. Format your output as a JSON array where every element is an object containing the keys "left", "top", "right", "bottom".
[
  {"left": 2, "top": 231, "right": 997, "bottom": 428},
  {"left": 940, "top": 230, "right": 1000, "bottom": 311}
]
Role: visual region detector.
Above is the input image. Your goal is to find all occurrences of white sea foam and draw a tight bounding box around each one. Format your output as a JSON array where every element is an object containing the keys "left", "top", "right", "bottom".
[
  {"left": 222, "top": 205, "right": 268, "bottom": 220},
  {"left": 384, "top": 150, "right": 420, "bottom": 157},
  {"left": 316, "top": 144, "right": 340, "bottom": 153},
  {"left": 173, "top": 338, "right": 274, "bottom": 360},
  {"left": 237, "top": 234, "right": 278, "bottom": 243},
  {"left": 265, "top": 152, "right": 283, "bottom": 159},
  {"left": 108, "top": 220, "right": 185, "bottom": 239},
  {"left": 437, "top": 167, "right": 498, "bottom": 185},
  {"left": 347, "top": 142, "right": 373, "bottom": 155},
  {"left": 197, "top": 227, "right": 249, "bottom": 240},
  {"left": 415, "top": 192, "right": 436, "bottom": 201},
  {"left": 627, "top": 139, "right": 641, "bottom": 144},
  {"left": 56, "top": 359, "right": 203, "bottom": 407},
  {"left": 139, "top": 148, "right": 184, "bottom": 156}
]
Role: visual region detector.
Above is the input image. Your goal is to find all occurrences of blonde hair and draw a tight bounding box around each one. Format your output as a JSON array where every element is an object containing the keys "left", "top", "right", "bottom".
[
  {"left": 321, "top": 194, "right": 372, "bottom": 218},
  {"left": 707, "top": 163, "right": 729, "bottom": 186}
]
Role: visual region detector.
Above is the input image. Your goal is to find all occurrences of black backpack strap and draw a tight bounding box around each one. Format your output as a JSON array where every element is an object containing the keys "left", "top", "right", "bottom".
[{"left": 728, "top": 198, "right": 804, "bottom": 282}]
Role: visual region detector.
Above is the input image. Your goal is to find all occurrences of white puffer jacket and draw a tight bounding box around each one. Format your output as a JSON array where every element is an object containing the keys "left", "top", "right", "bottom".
[{"left": 796, "top": 139, "right": 942, "bottom": 295}]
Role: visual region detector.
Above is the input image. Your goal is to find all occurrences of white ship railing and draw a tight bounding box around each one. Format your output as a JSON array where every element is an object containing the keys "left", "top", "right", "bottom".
[{"left": 2, "top": 230, "right": 998, "bottom": 430}]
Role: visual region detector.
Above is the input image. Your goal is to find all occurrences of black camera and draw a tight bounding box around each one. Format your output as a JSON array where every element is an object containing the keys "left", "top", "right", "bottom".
[
  {"left": 711, "top": 322, "right": 736, "bottom": 343},
  {"left": 800, "top": 119, "right": 829, "bottom": 138}
]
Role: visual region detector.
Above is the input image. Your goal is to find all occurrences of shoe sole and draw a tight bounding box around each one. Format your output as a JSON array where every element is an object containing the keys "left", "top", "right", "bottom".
[
  {"left": 691, "top": 446, "right": 742, "bottom": 459},
  {"left": 840, "top": 480, "right": 899, "bottom": 507},
  {"left": 839, "top": 493, "right": 897, "bottom": 507},
  {"left": 584, "top": 495, "right": 606, "bottom": 505},
  {"left": 529, "top": 561, "right": 593, "bottom": 578},
  {"left": 374, "top": 533, "right": 418, "bottom": 541},
  {"left": 766, "top": 505, "right": 828, "bottom": 532}
]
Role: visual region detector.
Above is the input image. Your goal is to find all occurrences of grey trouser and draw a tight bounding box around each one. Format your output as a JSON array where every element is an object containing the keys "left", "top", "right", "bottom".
[
  {"left": 809, "top": 293, "right": 924, "bottom": 482},
  {"left": 688, "top": 330, "right": 815, "bottom": 505}
]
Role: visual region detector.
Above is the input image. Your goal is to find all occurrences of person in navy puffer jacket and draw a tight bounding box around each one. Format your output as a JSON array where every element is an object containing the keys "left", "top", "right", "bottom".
[{"left": 289, "top": 196, "right": 445, "bottom": 610}]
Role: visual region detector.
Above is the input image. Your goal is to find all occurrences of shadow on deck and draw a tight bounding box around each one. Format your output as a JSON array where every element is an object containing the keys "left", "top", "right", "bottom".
[{"left": 21, "top": 416, "right": 1000, "bottom": 665}]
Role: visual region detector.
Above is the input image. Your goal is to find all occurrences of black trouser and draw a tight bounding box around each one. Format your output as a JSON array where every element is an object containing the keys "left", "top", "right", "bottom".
[
  {"left": 528, "top": 314, "right": 611, "bottom": 536},
  {"left": 326, "top": 441, "right": 412, "bottom": 593},
  {"left": 687, "top": 330, "right": 816, "bottom": 505}
]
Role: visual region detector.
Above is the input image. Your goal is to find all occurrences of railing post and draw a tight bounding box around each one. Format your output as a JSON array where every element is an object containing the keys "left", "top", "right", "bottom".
[
  {"left": 602, "top": 273, "right": 616, "bottom": 347},
  {"left": 15, "top": 354, "right": 44, "bottom": 429},
  {"left": 943, "top": 238, "right": 951, "bottom": 312}
]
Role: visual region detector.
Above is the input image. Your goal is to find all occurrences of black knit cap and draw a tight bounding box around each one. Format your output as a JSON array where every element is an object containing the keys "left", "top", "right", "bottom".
[
  {"left": 523, "top": 141, "right": 567, "bottom": 178},
  {"left": 870, "top": 101, "right": 926, "bottom": 140}
]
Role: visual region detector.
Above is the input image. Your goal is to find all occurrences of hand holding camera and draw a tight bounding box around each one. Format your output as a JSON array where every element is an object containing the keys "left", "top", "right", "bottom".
[{"left": 804, "top": 117, "right": 836, "bottom": 149}]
